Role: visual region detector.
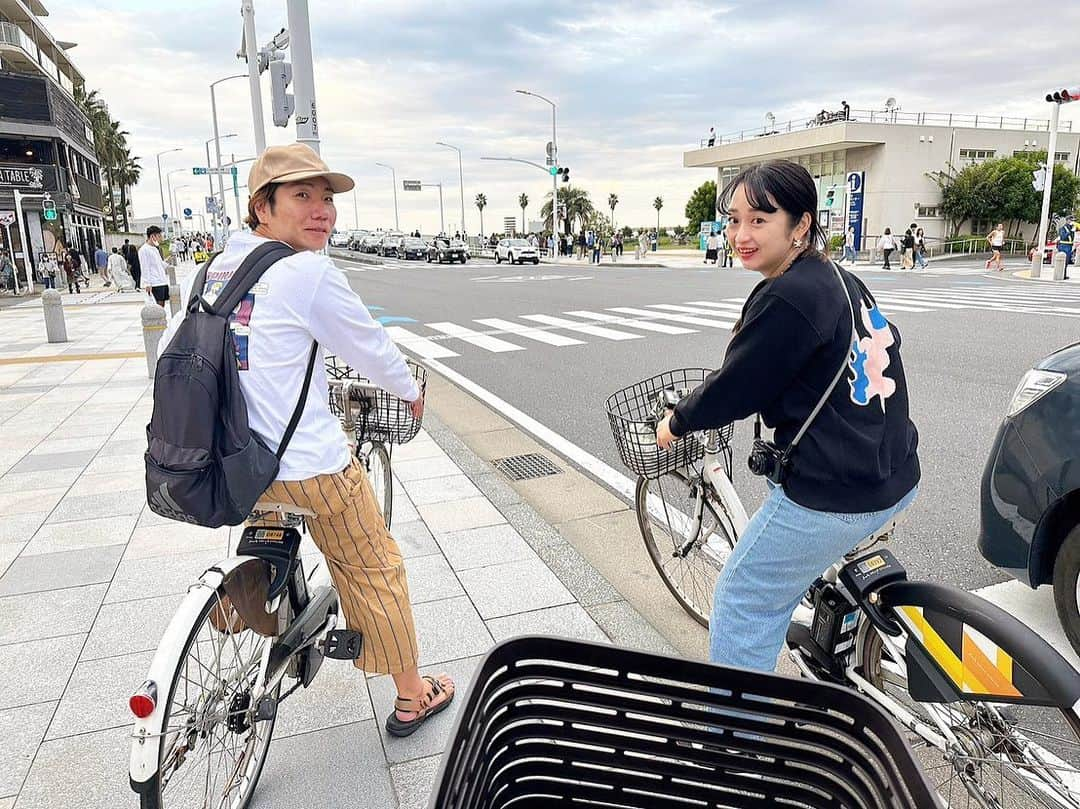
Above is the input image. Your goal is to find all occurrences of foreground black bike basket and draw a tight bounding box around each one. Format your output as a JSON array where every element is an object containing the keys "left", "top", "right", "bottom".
[
  {"left": 326, "top": 355, "right": 426, "bottom": 444},
  {"left": 607, "top": 368, "right": 732, "bottom": 479},
  {"left": 430, "top": 637, "right": 941, "bottom": 809}
]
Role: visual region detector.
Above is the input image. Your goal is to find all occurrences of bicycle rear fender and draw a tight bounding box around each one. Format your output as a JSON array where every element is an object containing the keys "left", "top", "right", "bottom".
[{"left": 880, "top": 580, "right": 1080, "bottom": 728}]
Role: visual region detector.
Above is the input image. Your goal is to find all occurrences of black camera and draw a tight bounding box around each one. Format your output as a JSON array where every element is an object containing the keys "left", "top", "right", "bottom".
[{"left": 747, "top": 438, "right": 789, "bottom": 485}]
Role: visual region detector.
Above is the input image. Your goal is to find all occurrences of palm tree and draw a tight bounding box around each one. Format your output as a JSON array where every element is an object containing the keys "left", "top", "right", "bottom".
[
  {"left": 475, "top": 193, "right": 487, "bottom": 237},
  {"left": 116, "top": 150, "right": 141, "bottom": 234},
  {"left": 653, "top": 196, "right": 664, "bottom": 241},
  {"left": 518, "top": 193, "right": 528, "bottom": 234},
  {"left": 541, "top": 187, "right": 595, "bottom": 236},
  {"left": 608, "top": 193, "right": 619, "bottom": 232}
]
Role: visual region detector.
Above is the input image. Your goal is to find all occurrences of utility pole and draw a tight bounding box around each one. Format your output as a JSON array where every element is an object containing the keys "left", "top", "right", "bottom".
[
  {"left": 420, "top": 182, "right": 445, "bottom": 234},
  {"left": 240, "top": 0, "right": 266, "bottom": 153},
  {"left": 515, "top": 90, "right": 559, "bottom": 260},
  {"left": 375, "top": 162, "right": 399, "bottom": 230},
  {"left": 1033, "top": 91, "right": 1076, "bottom": 278},
  {"left": 436, "top": 142, "right": 465, "bottom": 235},
  {"left": 286, "top": 0, "right": 319, "bottom": 154}
]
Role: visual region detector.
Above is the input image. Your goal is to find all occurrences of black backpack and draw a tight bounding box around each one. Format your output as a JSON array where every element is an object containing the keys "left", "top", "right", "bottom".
[{"left": 145, "top": 241, "right": 317, "bottom": 528}]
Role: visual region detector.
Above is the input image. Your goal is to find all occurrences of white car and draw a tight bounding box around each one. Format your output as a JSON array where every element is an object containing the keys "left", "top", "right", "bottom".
[
  {"left": 329, "top": 231, "right": 350, "bottom": 248},
  {"left": 495, "top": 238, "right": 540, "bottom": 265}
]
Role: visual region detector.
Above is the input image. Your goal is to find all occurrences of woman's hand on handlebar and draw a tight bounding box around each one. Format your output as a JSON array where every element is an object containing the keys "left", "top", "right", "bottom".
[
  {"left": 409, "top": 392, "right": 425, "bottom": 422},
  {"left": 656, "top": 412, "right": 676, "bottom": 451}
]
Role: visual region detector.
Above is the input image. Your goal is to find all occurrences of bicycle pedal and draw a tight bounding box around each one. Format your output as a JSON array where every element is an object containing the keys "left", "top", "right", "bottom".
[
  {"left": 322, "top": 629, "right": 363, "bottom": 660},
  {"left": 254, "top": 695, "right": 277, "bottom": 722}
]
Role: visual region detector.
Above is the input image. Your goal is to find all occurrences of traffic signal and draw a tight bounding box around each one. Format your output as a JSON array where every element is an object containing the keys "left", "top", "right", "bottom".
[
  {"left": 1046, "top": 87, "right": 1080, "bottom": 104},
  {"left": 42, "top": 197, "right": 56, "bottom": 221},
  {"left": 558, "top": 167, "right": 570, "bottom": 183},
  {"left": 269, "top": 59, "right": 295, "bottom": 127},
  {"left": 825, "top": 186, "right": 837, "bottom": 207}
]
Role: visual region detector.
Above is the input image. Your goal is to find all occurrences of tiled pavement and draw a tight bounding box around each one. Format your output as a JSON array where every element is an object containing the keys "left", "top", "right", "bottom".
[{"left": 0, "top": 269, "right": 673, "bottom": 808}]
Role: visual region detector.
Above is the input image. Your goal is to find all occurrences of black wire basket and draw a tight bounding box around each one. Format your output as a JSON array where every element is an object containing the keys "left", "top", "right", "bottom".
[
  {"left": 429, "top": 636, "right": 942, "bottom": 809},
  {"left": 325, "top": 354, "right": 426, "bottom": 445},
  {"left": 606, "top": 368, "right": 731, "bottom": 480}
]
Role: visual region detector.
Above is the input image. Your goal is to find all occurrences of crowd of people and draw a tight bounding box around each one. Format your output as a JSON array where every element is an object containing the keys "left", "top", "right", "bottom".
[{"left": 873, "top": 224, "right": 929, "bottom": 270}]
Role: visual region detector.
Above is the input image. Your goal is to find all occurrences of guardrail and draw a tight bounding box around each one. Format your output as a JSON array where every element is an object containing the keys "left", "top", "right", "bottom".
[{"left": 697, "top": 108, "right": 1073, "bottom": 148}]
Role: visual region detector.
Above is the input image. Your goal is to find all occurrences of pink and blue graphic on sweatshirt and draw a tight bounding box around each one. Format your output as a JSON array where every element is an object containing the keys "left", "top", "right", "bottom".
[{"left": 847, "top": 301, "right": 896, "bottom": 411}]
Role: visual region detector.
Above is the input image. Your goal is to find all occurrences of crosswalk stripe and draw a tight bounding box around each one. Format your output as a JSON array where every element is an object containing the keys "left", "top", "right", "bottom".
[
  {"left": 893, "top": 290, "right": 1080, "bottom": 315},
  {"left": 566, "top": 310, "right": 697, "bottom": 335},
  {"left": 686, "top": 300, "right": 745, "bottom": 314},
  {"left": 609, "top": 306, "right": 735, "bottom": 330},
  {"left": 648, "top": 303, "right": 750, "bottom": 319},
  {"left": 384, "top": 326, "right": 460, "bottom": 359},
  {"left": 867, "top": 301, "right": 936, "bottom": 313},
  {"left": 474, "top": 318, "right": 585, "bottom": 346},
  {"left": 872, "top": 295, "right": 968, "bottom": 310},
  {"left": 521, "top": 314, "right": 642, "bottom": 341},
  {"left": 911, "top": 287, "right": 1080, "bottom": 305},
  {"left": 426, "top": 322, "right": 524, "bottom": 352}
]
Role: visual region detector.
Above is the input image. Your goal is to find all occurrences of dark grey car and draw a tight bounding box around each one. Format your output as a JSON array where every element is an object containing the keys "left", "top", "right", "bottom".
[{"left": 979, "top": 341, "right": 1080, "bottom": 654}]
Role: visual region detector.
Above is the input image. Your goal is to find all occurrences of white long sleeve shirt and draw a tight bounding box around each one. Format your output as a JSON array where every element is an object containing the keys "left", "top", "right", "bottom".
[
  {"left": 162, "top": 231, "right": 419, "bottom": 480},
  {"left": 138, "top": 242, "right": 170, "bottom": 287},
  {"left": 107, "top": 252, "right": 127, "bottom": 277}
]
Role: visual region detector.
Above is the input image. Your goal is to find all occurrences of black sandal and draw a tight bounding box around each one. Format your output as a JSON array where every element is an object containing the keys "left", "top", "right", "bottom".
[{"left": 385, "top": 674, "right": 455, "bottom": 737}]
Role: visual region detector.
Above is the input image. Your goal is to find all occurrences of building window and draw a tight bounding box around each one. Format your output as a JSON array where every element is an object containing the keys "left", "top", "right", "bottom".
[
  {"left": 959, "top": 148, "right": 995, "bottom": 163},
  {"left": 916, "top": 205, "right": 941, "bottom": 218},
  {"left": 1055, "top": 151, "right": 1070, "bottom": 164},
  {"left": 970, "top": 218, "right": 995, "bottom": 236}
]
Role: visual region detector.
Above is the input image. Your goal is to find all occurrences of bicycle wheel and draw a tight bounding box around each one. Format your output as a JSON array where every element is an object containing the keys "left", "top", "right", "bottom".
[
  {"left": 859, "top": 623, "right": 1080, "bottom": 808},
  {"left": 635, "top": 467, "right": 737, "bottom": 627},
  {"left": 141, "top": 568, "right": 279, "bottom": 809},
  {"left": 359, "top": 440, "right": 392, "bottom": 528}
]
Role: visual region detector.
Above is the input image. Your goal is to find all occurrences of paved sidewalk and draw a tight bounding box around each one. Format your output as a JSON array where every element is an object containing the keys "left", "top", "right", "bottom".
[{"left": 0, "top": 268, "right": 672, "bottom": 809}]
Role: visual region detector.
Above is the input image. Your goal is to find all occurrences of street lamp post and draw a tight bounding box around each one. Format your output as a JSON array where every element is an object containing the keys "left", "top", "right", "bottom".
[
  {"left": 375, "top": 162, "right": 399, "bottom": 230},
  {"left": 223, "top": 155, "right": 257, "bottom": 233},
  {"left": 419, "top": 183, "right": 445, "bottom": 235},
  {"left": 352, "top": 187, "right": 359, "bottom": 229},
  {"left": 210, "top": 75, "right": 247, "bottom": 244},
  {"left": 204, "top": 134, "right": 237, "bottom": 240},
  {"left": 155, "top": 147, "right": 183, "bottom": 232},
  {"left": 515, "top": 89, "right": 558, "bottom": 259},
  {"left": 172, "top": 184, "right": 191, "bottom": 233},
  {"left": 435, "top": 141, "right": 465, "bottom": 236},
  {"left": 165, "top": 168, "right": 187, "bottom": 237}
]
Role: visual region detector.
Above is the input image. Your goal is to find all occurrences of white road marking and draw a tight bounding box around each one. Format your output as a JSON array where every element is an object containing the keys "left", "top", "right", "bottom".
[
  {"left": 474, "top": 318, "right": 585, "bottom": 346},
  {"left": 685, "top": 300, "right": 745, "bottom": 314},
  {"left": 871, "top": 295, "right": 968, "bottom": 310},
  {"left": 521, "top": 314, "right": 643, "bottom": 341},
  {"left": 383, "top": 326, "right": 459, "bottom": 359},
  {"left": 610, "top": 306, "right": 735, "bottom": 330},
  {"left": 566, "top": 310, "right": 697, "bottom": 335},
  {"left": 426, "top": 322, "right": 524, "bottom": 353}
]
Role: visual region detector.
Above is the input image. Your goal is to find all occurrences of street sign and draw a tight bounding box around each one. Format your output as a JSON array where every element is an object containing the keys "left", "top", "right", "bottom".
[
  {"left": 183, "top": 207, "right": 193, "bottom": 218},
  {"left": 206, "top": 196, "right": 220, "bottom": 214},
  {"left": 846, "top": 171, "right": 865, "bottom": 251},
  {"left": 0, "top": 211, "right": 15, "bottom": 227},
  {"left": 193, "top": 167, "right": 239, "bottom": 176},
  {"left": 402, "top": 180, "right": 422, "bottom": 191},
  {"left": 193, "top": 167, "right": 207, "bottom": 175}
]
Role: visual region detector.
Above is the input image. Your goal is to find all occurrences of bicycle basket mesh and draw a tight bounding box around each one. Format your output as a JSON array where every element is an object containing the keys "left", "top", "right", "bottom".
[
  {"left": 325, "top": 355, "right": 426, "bottom": 444},
  {"left": 606, "top": 368, "right": 732, "bottom": 479},
  {"left": 429, "top": 636, "right": 941, "bottom": 809}
]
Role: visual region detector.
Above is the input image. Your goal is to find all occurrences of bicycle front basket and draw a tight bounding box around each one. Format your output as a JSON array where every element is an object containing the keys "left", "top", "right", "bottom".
[
  {"left": 325, "top": 355, "right": 427, "bottom": 444},
  {"left": 606, "top": 368, "right": 731, "bottom": 480},
  {"left": 430, "top": 636, "right": 942, "bottom": 809}
]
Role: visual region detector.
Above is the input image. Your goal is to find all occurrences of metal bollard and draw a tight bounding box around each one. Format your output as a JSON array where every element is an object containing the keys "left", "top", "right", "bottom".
[
  {"left": 141, "top": 303, "right": 167, "bottom": 379},
  {"left": 166, "top": 262, "right": 177, "bottom": 286},
  {"left": 42, "top": 289, "right": 68, "bottom": 343},
  {"left": 168, "top": 283, "right": 180, "bottom": 316},
  {"left": 1030, "top": 253, "right": 1042, "bottom": 280},
  {"left": 1053, "top": 250, "right": 1068, "bottom": 281}
]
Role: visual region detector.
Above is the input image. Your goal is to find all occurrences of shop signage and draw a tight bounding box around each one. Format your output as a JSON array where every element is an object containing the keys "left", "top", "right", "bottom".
[
  {"left": 0, "top": 211, "right": 15, "bottom": 227},
  {"left": 846, "top": 171, "right": 865, "bottom": 250},
  {"left": 0, "top": 164, "right": 46, "bottom": 190}
]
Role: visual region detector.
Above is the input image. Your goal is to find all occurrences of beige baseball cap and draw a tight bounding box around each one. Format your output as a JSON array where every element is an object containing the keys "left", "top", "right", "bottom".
[{"left": 248, "top": 143, "right": 354, "bottom": 196}]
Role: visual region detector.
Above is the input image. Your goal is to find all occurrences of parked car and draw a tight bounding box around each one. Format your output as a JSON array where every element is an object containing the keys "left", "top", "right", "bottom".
[
  {"left": 360, "top": 233, "right": 382, "bottom": 253},
  {"left": 329, "top": 231, "right": 350, "bottom": 248},
  {"left": 495, "top": 238, "right": 539, "bottom": 265},
  {"left": 427, "top": 237, "right": 468, "bottom": 264},
  {"left": 979, "top": 341, "right": 1080, "bottom": 655},
  {"left": 378, "top": 234, "right": 404, "bottom": 257},
  {"left": 397, "top": 237, "right": 427, "bottom": 260},
  {"left": 346, "top": 230, "right": 369, "bottom": 251}
]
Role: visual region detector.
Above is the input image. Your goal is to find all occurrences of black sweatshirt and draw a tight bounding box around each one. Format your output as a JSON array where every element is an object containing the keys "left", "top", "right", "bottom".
[{"left": 669, "top": 254, "right": 920, "bottom": 513}]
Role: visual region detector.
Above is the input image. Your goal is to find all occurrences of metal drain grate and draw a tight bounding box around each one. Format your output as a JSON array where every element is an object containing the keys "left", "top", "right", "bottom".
[{"left": 492, "top": 452, "right": 563, "bottom": 481}]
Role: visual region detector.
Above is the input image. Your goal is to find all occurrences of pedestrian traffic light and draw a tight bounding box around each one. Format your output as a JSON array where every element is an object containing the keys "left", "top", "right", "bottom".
[
  {"left": 42, "top": 198, "right": 56, "bottom": 221},
  {"left": 558, "top": 167, "right": 570, "bottom": 183},
  {"left": 825, "top": 186, "right": 837, "bottom": 207},
  {"left": 1046, "top": 87, "right": 1080, "bottom": 104},
  {"left": 549, "top": 165, "right": 558, "bottom": 176},
  {"left": 269, "top": 59, "right": 295, "bottom": 127}
]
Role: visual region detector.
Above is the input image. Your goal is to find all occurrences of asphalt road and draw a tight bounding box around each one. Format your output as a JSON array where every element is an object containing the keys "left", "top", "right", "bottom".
[{"left": 336, "top": 252, "right": 1080, "bottom": 594}]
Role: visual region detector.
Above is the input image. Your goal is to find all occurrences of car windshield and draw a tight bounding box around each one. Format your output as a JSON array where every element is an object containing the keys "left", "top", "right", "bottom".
[
  {"left": 403, "top": 238, "right": 424, "bottom": 247},
  {"left": 509, "top": 239, "right": 531, "bottom": 247}
]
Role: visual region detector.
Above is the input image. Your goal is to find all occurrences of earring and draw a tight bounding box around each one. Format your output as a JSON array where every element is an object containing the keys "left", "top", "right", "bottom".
[{"left": 793, "top": 238, "right": 803, "bottom": 248}]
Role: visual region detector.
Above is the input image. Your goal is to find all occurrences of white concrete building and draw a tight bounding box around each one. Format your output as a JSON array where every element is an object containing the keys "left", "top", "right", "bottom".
[{"left": 685, "top": 107, "right": 1079, "bottom": 252}]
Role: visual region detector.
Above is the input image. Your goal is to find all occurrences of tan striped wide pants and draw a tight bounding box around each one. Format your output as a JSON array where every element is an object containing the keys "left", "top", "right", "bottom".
[{"left": 256, "top": 458, "right": 419, "bottom": 675}]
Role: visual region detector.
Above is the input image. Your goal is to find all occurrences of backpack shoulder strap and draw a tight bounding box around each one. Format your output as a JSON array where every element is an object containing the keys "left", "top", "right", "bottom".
[
  {"left": 208, "top": 241, "right": 296, "bottom": 316},
  {"left": 276, "top": 342, "right": 319, "bottom": 461},
  {"left": 187, "top": 252, "right": 220, "bottom": 311}
]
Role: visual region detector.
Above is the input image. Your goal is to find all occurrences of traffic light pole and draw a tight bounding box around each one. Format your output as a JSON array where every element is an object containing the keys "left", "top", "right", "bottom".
[
  {"left": 287, "top": 0, "right": 319, "bottom": 155},
  {"left": 1034, "top": 102, "right": 1061, "bottom": 279},
  {"left": 240, "top": 0, "right": 266, "bottom": 154}
]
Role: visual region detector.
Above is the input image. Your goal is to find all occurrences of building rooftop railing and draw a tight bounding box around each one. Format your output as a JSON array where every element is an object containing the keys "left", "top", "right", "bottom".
[
  {"left": 697, "top": 108, "right": 1075, "bottom": 148},
  {"left": 0, "top": 19, "right": 77, "bottom": 96}
]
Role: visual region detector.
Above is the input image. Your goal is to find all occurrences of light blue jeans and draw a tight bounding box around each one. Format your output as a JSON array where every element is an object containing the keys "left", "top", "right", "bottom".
[
  {"left": 709, "top": 483, "right": 918, "bottom": 671},
  {"left": 842, "top": 246, "right": 856, "bottom": 263}
]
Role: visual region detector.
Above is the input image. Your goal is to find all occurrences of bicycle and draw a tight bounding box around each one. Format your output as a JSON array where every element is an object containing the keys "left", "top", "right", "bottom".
[
  {"left": 608, "top": 369, "right": 1080, "bottom": 808},
  {"left": 128, "top": 367, "right": 425, "bottom": 809}
]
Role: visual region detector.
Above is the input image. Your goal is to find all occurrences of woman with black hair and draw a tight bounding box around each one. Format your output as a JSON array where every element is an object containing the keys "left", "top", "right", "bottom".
[{"left": 655, "top": 160, "right": 920, "bottom": 672}]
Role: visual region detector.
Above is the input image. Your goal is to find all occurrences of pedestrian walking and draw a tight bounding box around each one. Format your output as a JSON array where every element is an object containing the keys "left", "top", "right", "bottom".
[
  {"left": 637, "top": 229, "right": 648, "bottom": 260},
  {"left": 705, "top": 230, "right": 720, "bottom": 265},
  {"left": 577, "top": 231, "right": 587, "bottom": 260},
  {"left": 721, "top": 229, "right": 734, "bottom": 267},
  {"left": 558, "top": 234, "right": 567, "bottom": 257},
  {"left": 63, "top": 245, "right": 82, "bottom": 293},
  {"left": 173, "top": 236, "right": 186, "bottom": 263},
  {"left": 592, "top": 234, "right": 602, "bottom": 264},
  {"left": 900, "top": 229, "right": 915, "bottom": 270},
  {"left": 1057, "top": 219, "right": 1075, "bottom": 267},
  {"left": 840, "top": 226, "right": 857, "bottom": 264},
  {"left": 138, "top": 226, "right": 170, "bottom": 308},
  {"left": 107, "top": 246, "right": 130, "bottom": 289},
  {"left": 94, "top": 244, "right": 108, "bottom": 277},
  {"left": 40, "top": 253, "right": 57, "bottom": 289},
  {"left": 706, "top": 126, "right": 716, "bottom": 147},
  {"left": 121, "top": 238, "right": 142, "bottom": 287},
  {"left": 547, "top": 233, "right": 555, "bottom": 258},
  {"left": 914, "top": 228, "right": 928, "bottom": 269},
  {"left": 650, "top": 230, "right": 658, "bottom": 252},
  {"left": 0, "top": 250, "right": 14, "bottom": 293},
  {"left": 985, "top": 223, "right": 1005, "bottom": 271},
  {"left": 877, "top": 228, "right": 896, "bottom": 269}
]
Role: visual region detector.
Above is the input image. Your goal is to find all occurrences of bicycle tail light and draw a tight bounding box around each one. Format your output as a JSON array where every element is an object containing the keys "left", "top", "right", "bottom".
[
  {"left": 1006, "top": 369, "right": 1066, "bottom": 418},
  {"left": 129, "top": 680, "right": 158, "bottom": 718}
]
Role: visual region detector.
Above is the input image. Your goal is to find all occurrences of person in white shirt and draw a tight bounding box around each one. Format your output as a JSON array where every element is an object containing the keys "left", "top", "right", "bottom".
[
  {"left": 705, "top": 231, "right": 720, "bottom": 265},
  {"left": 104, "top": 246, "right": 125, "bottom": 287},
  {"left": 138, "top": 226, "right": 171, "bottom": 306},
  {"left": 162, "top": 142, "right": 453, "bottom": 738},
  {"left": 876, "top": 227, "right": 896, "bottom": 270}
]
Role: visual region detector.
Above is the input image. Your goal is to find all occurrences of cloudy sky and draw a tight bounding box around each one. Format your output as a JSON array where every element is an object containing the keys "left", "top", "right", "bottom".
[{"left": 45, "top": 0, "right": 1079, "bottom": 234}]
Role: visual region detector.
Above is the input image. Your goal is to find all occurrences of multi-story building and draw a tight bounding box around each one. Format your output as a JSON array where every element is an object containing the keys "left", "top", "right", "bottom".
[
  {"left": 0, "top": 0, "right": 104, "bottom": 288},
  {"left": 685, "top": 107, "right": 1080, "bottom": 252}
]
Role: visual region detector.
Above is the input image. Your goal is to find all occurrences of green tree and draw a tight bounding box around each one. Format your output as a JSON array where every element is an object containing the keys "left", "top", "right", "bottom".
[
  {"left": 116, "top": 150, "right": 141, "bottom": 234},
  {"left": 541, "top": 187, "right": 595, "bottom": 235},
  {"left": 608, "top": 193, "right": 618, "bottom": 231},
  {"left": 653, "top": 196, "right": 664, "bottom": 235},
  {"left": 475, "top": 193, "right": 487, "bottom": 236},
  {"left": 518, "top": 193, "right": 528, "bottom": 233},
  {"left": 684, "top": 180, "right": 717, "bottom": 237}
]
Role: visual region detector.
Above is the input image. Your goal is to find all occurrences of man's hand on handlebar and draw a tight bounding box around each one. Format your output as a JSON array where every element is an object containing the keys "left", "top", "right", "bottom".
[
  {"left": 656, "top": 412, "right": 676, "bottom": 450},
  {"left": 409, "top": 392, "right": 425, "bottom": 422}
]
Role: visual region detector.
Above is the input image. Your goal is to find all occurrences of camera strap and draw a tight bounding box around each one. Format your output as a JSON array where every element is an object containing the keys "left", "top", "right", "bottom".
[{"left": 757, "top": 261, "right": 858, "bottom": 458}]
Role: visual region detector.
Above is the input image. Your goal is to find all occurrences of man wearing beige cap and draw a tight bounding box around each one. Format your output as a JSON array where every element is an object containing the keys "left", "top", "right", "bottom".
[{"left": 164, "top": 142, "right": 454, "bottom": 737}]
